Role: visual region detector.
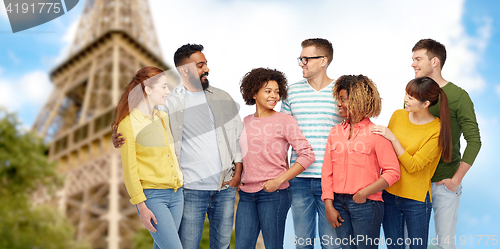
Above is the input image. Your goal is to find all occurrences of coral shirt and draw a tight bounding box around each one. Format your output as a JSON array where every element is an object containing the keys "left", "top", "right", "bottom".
[{"left": 321, "top": 118, "right": 400, "bottom": 202}]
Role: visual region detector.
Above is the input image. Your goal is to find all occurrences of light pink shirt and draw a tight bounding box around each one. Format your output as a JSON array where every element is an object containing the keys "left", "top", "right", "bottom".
[{"left": 239, "top": 112, "right": 315, "bottom": 193}]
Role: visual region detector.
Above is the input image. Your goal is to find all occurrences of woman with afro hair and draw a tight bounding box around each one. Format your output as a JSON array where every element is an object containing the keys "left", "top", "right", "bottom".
[
  {"left": 235, "top": 67, "right": 315, "bottom": 249},
  {"left": 321, "top": 75, "right": 400, "bottom": 249}
]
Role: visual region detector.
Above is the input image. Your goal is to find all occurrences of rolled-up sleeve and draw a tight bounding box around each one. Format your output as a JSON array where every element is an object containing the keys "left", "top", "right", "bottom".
[
  {"left": 321, "top": 136, "right": 334, "bottom": 201},
  {"left": 375, "top": 136, "right": 401, "bottom": 187},
  {"left": 118, "top": 119, "right": 146, "bottom": 205},
  {"left": 285, "top": 115, "right": 315, "bottom": 170}
]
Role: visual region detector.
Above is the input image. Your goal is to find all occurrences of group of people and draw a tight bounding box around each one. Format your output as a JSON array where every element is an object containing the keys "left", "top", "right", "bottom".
[{"left": 111, "top": 38, "right": 481, "bottom": 249}]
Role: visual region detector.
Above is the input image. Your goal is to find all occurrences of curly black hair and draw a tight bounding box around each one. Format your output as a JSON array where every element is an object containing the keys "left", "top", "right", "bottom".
[
  {"left": 174, "top": 44, "right": 204, "bottom": 67},
  {"left": 240, "top": 68, "right": 288, "bottom": 105}
]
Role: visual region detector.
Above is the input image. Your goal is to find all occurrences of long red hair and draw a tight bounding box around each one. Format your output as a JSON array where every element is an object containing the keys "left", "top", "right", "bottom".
[{"left": 111, "top": 66, "right": 164, "bottom": 129}]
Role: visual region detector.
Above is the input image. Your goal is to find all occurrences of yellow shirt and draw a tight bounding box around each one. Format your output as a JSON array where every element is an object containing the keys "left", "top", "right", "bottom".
[
  {"left": 118, "top": 108, "right": 183, "bottom": 204},
  {"left": 385, "top": 109, "right": 442, "bottom": 202}
]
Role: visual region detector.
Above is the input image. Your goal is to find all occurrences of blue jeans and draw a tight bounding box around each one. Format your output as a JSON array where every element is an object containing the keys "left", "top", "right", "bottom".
[
  {"left": 178, "top": 187, "right": 236, "bottom": 249},
  {"left": 382, "top": 190, "right": 432, "bottom": 249},
  {"left": 137, "top": 188, "right": 184, "bottom": 249},
  {"left": 431, "top": 182, "right": 462, "bottom": 249},
  {"left": 333, "top": 193, "right": 384, "bottom": 249},
  {"left": 289, "top": 177, "right": 340, "bottom": 249},
  {"left": 235, "top": 188, "right": 291, "bottom": 249}
]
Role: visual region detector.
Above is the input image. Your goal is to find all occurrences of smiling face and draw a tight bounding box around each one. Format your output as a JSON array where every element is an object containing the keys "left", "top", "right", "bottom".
[
  {"left": 299, "top": 46, "right": 326, "bottom": 79},
  {"left": 183, "top": 51, "right": 210, "bottom": 90},
  {"left": 404, "top": 93, "right": 429, "bottom": 113},
  {"left": 254, "top": 80, "right": 280, "bottom": 111},
  {"left": 411, "top": 49, "right": 435, "bottom": 78},
  {"left": 146, "top": 75, "right": 169, "bottom": 106},
  {"left": 337, "top": 89, "right": 349, "bottom": 118}
]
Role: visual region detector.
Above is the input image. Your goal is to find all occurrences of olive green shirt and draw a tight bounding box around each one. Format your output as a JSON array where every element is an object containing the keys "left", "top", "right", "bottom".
[{"left": 429, "top": 82, "right": 481, "bottom": 182}]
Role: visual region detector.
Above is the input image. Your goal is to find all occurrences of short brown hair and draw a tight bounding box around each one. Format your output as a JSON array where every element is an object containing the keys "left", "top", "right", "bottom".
[
  {"left": 333, "top": 75, "right": 381, "bottom": 123},
  {"left": 240, "top": 68, "right": 288, "bottom": 105},
  {"left": 412, "top": 39, "right": 447, "bottom": 69},
  {"left": 301, "top": 38, "right": 334, "bottom": 66}
]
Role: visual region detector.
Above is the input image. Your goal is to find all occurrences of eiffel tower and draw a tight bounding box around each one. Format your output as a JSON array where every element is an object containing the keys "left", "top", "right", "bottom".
[{"left": 32, "top": 0, "right": 169, "bottom": 248}]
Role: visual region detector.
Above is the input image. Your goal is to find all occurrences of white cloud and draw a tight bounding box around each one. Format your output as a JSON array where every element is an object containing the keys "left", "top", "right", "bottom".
[
  {"left": 0, "top": 71, "right": 53, "bottom": 112},
  {"left": 0, "top": 79, "right": 18, "bottom": 111},
  {"left": 0, "top": 0, "right": 7, "bottom": 20},
  {"left": 150, "top": 0, "right": 490, "bottom": 124},
  {"left": 496, "top": 85, "right": 500, "bottom": 97},
  {"left": 47, "top": 17, "right": 79, "bottom": 66}
]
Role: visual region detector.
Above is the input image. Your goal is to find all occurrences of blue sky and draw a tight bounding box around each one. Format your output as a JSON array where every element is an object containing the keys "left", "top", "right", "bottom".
[{"left": 1, "top": 0, "right": 499, "bottom": 248}]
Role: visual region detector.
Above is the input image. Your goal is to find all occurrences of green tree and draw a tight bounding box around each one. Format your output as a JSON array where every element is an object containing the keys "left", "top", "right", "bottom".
[{"left": 0, "top": 108, "right": 86, "bottom": 249}]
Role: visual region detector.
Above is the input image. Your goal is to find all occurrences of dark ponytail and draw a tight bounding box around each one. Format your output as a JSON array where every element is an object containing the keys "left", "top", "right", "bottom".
[
  {"left": 406, "top": 77, "right": 452, "bottom": 162},
  {"left": 437, "top": 88, "right": 452, "bottom": 162}
]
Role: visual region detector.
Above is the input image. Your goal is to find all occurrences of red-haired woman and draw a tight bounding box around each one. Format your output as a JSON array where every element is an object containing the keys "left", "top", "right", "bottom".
[
  {"left": 371, "top": 76, "right": 451, "bottom": 249},
  {"left": 111, "top": 66, "right": 183, "bottom": 249}
]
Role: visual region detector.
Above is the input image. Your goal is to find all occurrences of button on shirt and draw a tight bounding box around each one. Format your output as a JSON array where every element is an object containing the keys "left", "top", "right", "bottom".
[
  {"left": 118, "top": 109, "right": 183, "bottom": 204},
  {"left": 321, "top": 118, "right": 400, "bottom": 202}
]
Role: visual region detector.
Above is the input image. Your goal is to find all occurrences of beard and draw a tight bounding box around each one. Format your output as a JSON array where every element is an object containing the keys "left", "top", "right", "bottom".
[
  {"left": 200, "top": 72, "right": 209, "bottom": 90},
  {"left": 187, "top": 71, "right": 209, "bottom": 90}
]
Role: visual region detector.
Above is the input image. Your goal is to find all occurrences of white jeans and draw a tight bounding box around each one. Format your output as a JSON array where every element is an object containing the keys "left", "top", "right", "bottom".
[{"left": 431, "top": 182, "right": 462, "bottom": 249}]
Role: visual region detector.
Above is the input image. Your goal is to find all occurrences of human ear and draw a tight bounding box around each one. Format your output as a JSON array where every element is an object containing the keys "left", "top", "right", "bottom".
[
  {"left": 321, "top": 56, "right": 328, "bottom": 67},
  {"left": 431, "top": 57, "right": 440, "bottom": 68},
  {"left": 145, "top": 86, "right": 152, "bottom": 94},
  {"left": 422, "top": 100, "right": 431, "bottom": 108}
]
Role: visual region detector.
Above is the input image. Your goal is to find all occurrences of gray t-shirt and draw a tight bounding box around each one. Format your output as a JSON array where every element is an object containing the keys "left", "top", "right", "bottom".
[{"left": 180, "top": 90, "right": 222, "bottom": 190}]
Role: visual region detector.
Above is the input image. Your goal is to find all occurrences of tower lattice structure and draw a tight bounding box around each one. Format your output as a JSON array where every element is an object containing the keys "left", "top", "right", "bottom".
[{"left": 32, "top": 0, "right": 169, "bottom": 248}]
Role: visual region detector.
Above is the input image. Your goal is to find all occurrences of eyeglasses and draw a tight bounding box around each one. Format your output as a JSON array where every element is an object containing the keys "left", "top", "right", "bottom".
[{"left": 297, "top": 56, "right": 325, "bottom": 65}]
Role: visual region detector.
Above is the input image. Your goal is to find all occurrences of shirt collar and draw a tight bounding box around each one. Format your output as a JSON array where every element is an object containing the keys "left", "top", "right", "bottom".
[
  {"left": 130, "top": 108, "right": 164, "bottom": 123},
  {"left": 340, "top": 117, "right": 372, "bottom": 130},
  {"left": 173, "top": 84, "right": 213, "bottom": 94}
]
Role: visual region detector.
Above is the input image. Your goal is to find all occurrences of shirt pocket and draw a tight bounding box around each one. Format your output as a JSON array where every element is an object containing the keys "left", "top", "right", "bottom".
[
  {"left": 350, "top": 144, "right": 372, "bottom": 168},
  {"left": 329, "top": 142, "right": 344, "bottom": 172},
  {"left": 136, "top": 145, "right": 168, "bottom": 178}
]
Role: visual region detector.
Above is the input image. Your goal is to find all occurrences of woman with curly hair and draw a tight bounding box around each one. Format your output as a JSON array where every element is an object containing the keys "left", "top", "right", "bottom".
[
  {"left": 236, "top": 67, "right": 315, "bottom": 249},
  {"left": 321, "top": 75, "right": 400, "bottom": 249},
  {"left": 371, "top": 77, "right": 451, "bottom": 249},
  {"left": 111, "top": 66, "right": 183, "bottom": 249}
]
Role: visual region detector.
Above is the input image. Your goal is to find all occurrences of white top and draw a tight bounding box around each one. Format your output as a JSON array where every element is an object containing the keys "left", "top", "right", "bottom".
[
  {"left": 179, "top": 90, "right": 222, "bottom": 190},
  {"left": 280, "top": 79, "right": 341, "bottom": 177}
]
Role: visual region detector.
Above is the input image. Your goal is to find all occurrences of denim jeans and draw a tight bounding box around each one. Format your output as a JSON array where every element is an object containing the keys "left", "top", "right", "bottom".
[
  {"left": 289, "top": 177, "right": 340, "bottom": 249},
  {"left": 382, "top": 190, "right": 432, "bottom": 249},
  {"left": 235, "top": 188, "right": 291, "bottom": 249},
  {"left": 178, "top": 187, "right": 236, "bottom": 249},
  {"left": 431, "top": 182, "right": 462, "bottom": 249},
  {"left": 137, "top": 188, "right": 184, "bottom": 249},
  {"left": 333, "top": 193, "right": 384, "bottom": 249}
]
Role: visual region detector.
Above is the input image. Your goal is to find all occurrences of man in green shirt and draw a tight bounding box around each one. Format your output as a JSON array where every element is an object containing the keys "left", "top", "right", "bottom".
[{"left": 411, "top": 38, "right": 481, "bottom": 249}]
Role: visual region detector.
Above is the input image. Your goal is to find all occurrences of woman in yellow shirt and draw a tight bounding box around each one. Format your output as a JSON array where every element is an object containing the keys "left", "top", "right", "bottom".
[
  {"left": 371, "top": 77, "right": 451, "bottom": 249},
  {"left": 111, "top": 66, "right": 183, "bottom": 249}
]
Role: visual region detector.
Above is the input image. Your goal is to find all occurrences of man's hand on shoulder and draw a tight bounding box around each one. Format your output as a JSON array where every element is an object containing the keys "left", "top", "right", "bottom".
[{"left": 112, "top": 125, "right": 125, "bottom": 148}]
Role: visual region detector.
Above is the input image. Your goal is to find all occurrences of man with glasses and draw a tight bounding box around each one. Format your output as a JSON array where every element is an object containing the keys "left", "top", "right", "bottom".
[{"left": 281, "top": 38, "right": 342, "bottom": 249}]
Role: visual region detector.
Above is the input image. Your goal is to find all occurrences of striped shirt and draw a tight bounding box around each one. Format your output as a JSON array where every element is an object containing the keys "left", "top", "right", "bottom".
[{"left": 280, "top": 79, "right": 341, "bottom": 177}]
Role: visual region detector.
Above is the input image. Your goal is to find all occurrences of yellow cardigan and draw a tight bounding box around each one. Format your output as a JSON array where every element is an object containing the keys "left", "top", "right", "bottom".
[
  {"left": 385, "top": 109, "right": 442, "bottom": 202},
  {"left": 118, "top": 108, "right": 183, "bottom": 204}
]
